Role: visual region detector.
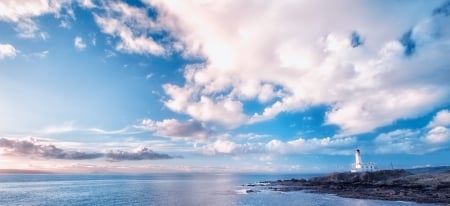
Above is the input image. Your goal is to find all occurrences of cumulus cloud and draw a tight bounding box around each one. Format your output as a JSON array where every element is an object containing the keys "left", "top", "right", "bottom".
[
  {"left": 142, "top": 0, "right": 450, "bottom": 134},
  {"left": 74, "top": 36, "right": 87, "bottom": 50},
  {"left": 163, "top": 76, "right": 248, "bottom": 129},
  {"left": 138, "top": 119, "right": 210, "bottom": 142},
  {"left": 0, "top": 43, "right": 17, "bottom": 59},
  {"left": 93, "top": 1, "right": 166, "bottom": 55},
  {"left": 0, "top": 138, "right": 178, "bottom": 161},
  {"left": 424, "top": 126, "right": 450, "bottom": 144},
  {"left": 428, "top": 109, "right": 450, "bottom": 128},
  {"left": 202, "top": 139, "right": 237, "bottom": 155},
  {"left": 423, "top": 109, "right": 450, "bottom": 145}
]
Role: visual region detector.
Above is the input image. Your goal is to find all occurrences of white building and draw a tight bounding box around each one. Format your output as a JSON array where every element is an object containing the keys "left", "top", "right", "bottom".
[{"left": 351, "top": 149, "right": 376, "bottom": 173}]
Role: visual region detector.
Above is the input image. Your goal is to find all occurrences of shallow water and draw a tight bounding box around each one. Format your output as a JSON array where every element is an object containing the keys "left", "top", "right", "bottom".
[{"left": 0, "top": 173, "right": 438, "bottom": 206}]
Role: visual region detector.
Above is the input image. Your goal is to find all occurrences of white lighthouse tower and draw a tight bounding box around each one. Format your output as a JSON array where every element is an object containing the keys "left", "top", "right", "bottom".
[
  {"left": 351, "top": 149, "right": 376, "bottom": 173},
  {"left": 355, "top": 149, "right": 362, "bottom": 169}
]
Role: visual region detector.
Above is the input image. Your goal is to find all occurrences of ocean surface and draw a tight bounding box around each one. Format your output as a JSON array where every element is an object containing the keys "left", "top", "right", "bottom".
[{"left": 0, "top": 173, "right": 438, "bottom": 206}]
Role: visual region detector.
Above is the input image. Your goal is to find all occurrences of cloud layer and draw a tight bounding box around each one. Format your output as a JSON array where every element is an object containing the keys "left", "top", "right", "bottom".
[
  {"left": 0, "top": 138, "right": 179, "bottom": 161},
  {"left": 0, "top": 138, "right": 102, "bottom": 160},
  {"left": 105, "top": 146, "right": 179, "bottom": 161}
]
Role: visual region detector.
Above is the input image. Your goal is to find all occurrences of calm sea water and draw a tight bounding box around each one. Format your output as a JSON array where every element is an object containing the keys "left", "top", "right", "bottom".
[{"left": 0, "top": 173, "right": 438, "bottom": 206}]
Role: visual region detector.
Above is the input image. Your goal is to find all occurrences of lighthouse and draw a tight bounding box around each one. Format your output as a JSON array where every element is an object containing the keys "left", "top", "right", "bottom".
[
  {"left": 351, "top": 149, "right": 376, "bottom": 173},
  {"left": 355, "top": 149, "right": 362, "bottom": 169}
]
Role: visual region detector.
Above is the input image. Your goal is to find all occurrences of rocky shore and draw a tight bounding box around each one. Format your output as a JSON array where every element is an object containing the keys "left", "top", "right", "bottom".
[{"left": 250, "top": 169, "right": 450, "bottom": 204}]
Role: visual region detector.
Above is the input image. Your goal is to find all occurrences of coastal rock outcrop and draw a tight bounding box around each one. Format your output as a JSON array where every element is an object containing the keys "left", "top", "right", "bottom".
[{"left": 253, "top": 169, "right": 450, "bottom": 204}]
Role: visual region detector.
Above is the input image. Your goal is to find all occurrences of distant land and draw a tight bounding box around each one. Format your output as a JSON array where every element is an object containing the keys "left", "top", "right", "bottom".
[
  {"left": 0, "top": 169, "right": 52, "bottom": 174},
  {"left": 406, "top": 166, "right": 450, "bottom": 174}
]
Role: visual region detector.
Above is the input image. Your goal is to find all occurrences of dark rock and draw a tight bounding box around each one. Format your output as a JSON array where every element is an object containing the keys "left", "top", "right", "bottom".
[{"left": 262, "top": 169, "right": 450, "bottom": 204}]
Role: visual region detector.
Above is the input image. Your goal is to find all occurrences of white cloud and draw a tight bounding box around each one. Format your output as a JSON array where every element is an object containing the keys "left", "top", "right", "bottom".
[
  {"left": 203, "top": 139, "right": 237, "bottom": 155},
  {"left": 424, "top": 126, "right": 450, "bottom": 144},
  {"left": 0, "top": 0, "right": 69, "bottom": 39},
  {"left": 235, "top": 133, "right": 270, "bottom": 140},
  {"left": 14, "top": 18, "right": 39, "bottom": 39},
  {"left": 77, "top": 0, "right": 96, "bottom": 8},
  {"left": 374, "top": 110, "right": 450, "bottom": 153},
  {"left": 374, "top": 129, "right": 421, "bottom": 154},
  {"left": 144, "top": 0, "right": 450, "bottom": 135},
  {"left": 37, "top": 122, "right": 138, "bottom": 137},
  {"left": 163, "top": 80, "right": 247, "bottom": 129},
  {"left": 59, "top": 20, "right": 70, "bottom": 29},
  {"left": 145, "top": 73, "right": 154, "bottom": 79},
  {"left": 88, "top": 127, "right": 134, "bottom": 135},
  {"left": 35, "top": 50, "right": 49, "bottom": 58},
  {"left": 0, "top": 0, "right": 65, "bottom": 22},
  {"left": 138, "top": 118, "right": 210, "bottom": 142},
  {"left": 326, "top": 87, "right": 446, "bottom": 135},
  {"left": 39, "top": 122, "right": 77, "bottom": 134},
  {"left": 428, "top": 109, "right": 450, "bottom": 128},
  {"left": 91, "top": 35, "right": 96, "bottom": 46},
  {"left": 202, "top": 134, "right": 355, "bottom": 156},
  {"left": 265, "top": 136, "right": 356, "bottom": 155},
  {"left": 13, "top": 18, "right": 49, "bottom": 40},
  {"left": 74, "top": 36, "right": 87, "bottom": 50},
  {"left": 0, "top": 43, "right": 17, "bottom": 59},
  {"left": 93, "top": 1, "right": 165, "bottom": 55}
]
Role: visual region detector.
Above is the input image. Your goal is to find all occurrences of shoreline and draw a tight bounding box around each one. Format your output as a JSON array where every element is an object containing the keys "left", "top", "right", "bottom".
[{"left": 249, "top": 169, "right": 450, "bottom": 204}]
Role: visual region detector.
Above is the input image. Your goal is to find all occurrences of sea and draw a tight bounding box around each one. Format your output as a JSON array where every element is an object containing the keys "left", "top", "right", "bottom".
[{"left": 0, "top": 173, "right": 439, "bottom": 206}]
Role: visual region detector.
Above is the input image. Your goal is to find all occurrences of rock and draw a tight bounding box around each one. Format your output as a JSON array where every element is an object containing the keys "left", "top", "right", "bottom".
[{"left": 262, "top": 169, "right": 450, "bottom": 204}]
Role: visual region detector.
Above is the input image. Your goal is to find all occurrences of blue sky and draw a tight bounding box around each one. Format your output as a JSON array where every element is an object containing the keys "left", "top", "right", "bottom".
[{"left": 0, "top": 0, "right": 449, "bottom": 173}]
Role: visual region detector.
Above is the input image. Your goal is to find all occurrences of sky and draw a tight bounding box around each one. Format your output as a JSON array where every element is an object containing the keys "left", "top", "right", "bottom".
[{"left": 0, "top": 0, "right": 449, "bottom": 173}]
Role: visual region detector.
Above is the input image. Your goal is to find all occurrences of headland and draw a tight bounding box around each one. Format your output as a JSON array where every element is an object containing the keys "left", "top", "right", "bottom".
[{"left": 249, "top": 167, "right": 450, "bottom": 204}]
